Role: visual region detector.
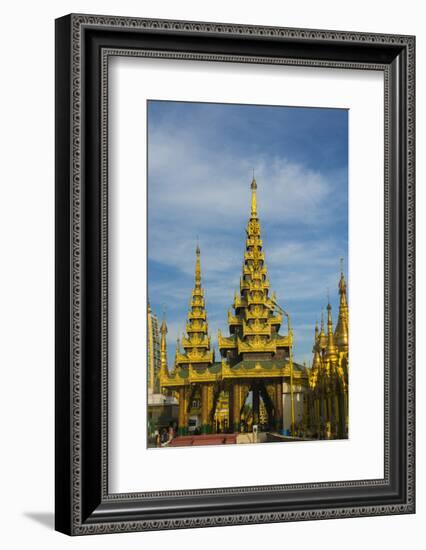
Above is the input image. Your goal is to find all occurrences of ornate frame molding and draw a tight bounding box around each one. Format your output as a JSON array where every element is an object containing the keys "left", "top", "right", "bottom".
[{"left": 55, "top": 14, "right": 415, "bottom": 535}]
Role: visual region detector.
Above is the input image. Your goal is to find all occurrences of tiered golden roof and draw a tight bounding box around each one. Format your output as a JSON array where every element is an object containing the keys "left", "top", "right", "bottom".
[
  {"left": 175, "top": 245, "right": 214, "bottom": 367},
  {"left": 218, "top": 177, "right": 291, "bottom": 359}
]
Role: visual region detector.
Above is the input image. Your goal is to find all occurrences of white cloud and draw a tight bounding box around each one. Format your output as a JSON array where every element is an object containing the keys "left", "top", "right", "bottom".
[{"left": 148, "top": 127, "right": 334, "bottom": 230}]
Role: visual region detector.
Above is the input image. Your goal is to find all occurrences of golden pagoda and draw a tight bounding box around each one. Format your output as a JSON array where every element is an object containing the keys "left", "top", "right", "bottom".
[
  {"left": 175, "top": 244, "right": 214, "bottom": 369},
  {"left": 335, "top": 266, "right": 349, "bottom": 354},
  {"left": 159, "top": 177, "right": 308, "bottom": 437},
  {"left": 160, "top": 244, "right": 219, "bottom": 435},
  {"left": 305, "top": 267, "right": 349, "bottom": 439},
  {"left": 218, "top": 176, "right": 300, "bottom": 432}
]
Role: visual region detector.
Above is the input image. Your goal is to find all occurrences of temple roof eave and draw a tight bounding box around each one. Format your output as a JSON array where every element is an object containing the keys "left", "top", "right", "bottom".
[
  {"left": 161, "top": 359, "right": 308, "bottom": 387},
  {"left": 175, "top": 349, "right": 214, "bottom": 365}
]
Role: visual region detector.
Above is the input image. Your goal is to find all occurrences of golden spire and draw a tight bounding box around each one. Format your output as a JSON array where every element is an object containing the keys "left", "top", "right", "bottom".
[
  {"left": 195, "top": 241, "right": 201, "bottom": 288},
  {"left": 325, "top": 302, "right": 338, "bottom": 362},
  {"left": 313, "top": 347, "right": 321, "bottom": 368},
  {"left": 174, "top": 337, "right": 180, "bottom": 365},
  {"left": 313, "top": 320, "right": 319, "bottom": 352},
  {"left": 318, "top": 309, "right": 327, "bottom": 351},
  {"left": 309, "top": 323, "right": 322, "bottom": 388},
  {"left": 159, "top": 316, "right": 169, "bottom": 379},
  {"left": 176, "top": 245, "right": 213, "bottom": 368},
  {"left": 251, "top": 173, "right": 258, "bottom": 218},
  {"left": 219, "top": 176, "right": 290, "bottom": 360},
  {"left": 311, "top": 347, "right": 322, "bottom": 379},
  {"left": 147, "top": 302, "right": 155, "bottom": 391},
  {"left": 335, "top": 261, "right": 349, "bottom": 353}
]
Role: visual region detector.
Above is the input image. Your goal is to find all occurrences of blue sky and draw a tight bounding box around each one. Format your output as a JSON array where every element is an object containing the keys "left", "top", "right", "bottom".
[{"left": 147, "top": 100, "right": 348, "bottom": 366}]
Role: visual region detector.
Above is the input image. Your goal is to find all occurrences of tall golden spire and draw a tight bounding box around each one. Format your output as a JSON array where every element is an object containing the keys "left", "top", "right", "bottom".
[
  {"left": 219, "top": 177, "right": 290, "bottom": 360},
  {"left": 175, "top": 245, "right": 213, "bottom": 367},
  {"left": 335, "top": 262, "right": 349, "bottom": 353},
  {"left": 325, "top": 302, "right": 338, "bottom": 362},
  {"left": 159, "top": 317, "right": 169, "bottom": 380},
  {"left": 175, "top": 337, "right": 180, "bottom": 364},
  {"left": 308, "top": 321, "right": 322, "bottom": 390}
]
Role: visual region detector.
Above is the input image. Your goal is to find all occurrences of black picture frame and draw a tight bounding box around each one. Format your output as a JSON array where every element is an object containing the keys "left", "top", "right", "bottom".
[{"left": 55, "top": 13, "right": 415, "bottom": 535}]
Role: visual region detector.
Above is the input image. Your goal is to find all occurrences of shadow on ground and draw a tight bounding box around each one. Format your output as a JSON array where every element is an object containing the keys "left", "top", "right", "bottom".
[{"left": 24, "top": 512, "right": 54, "bottom": 530}]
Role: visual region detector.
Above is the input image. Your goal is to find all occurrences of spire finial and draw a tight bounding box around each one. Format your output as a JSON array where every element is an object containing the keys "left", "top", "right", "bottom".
[
  {"left": 338, "top": 259, "right": 347, "bottom": 297},
  {"left": 250, "top": 173, "right": 257, "bottom": 216},
  {"left": 160, "top": 307, "right": 167, "bottom": 336},
  {"left": 251, "top": 170, "right": 257, "bottom": 189},
  {"left": 327, "top": 299, "right": 333, "bottom": 338},
  {"left": 195, "top": 241, "right": 201, "bottom": 285}
]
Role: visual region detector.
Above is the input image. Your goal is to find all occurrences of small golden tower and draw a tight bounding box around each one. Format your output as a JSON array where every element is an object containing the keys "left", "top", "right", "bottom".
[
  {"left": 306, "top": 268, "right": 349, "bottom": 441},
  {"left": 175, "top": 245, "right": 214, "bottom": 368},
  {"left": 335, "top": 263, "right": 349, "bottom": 354}
]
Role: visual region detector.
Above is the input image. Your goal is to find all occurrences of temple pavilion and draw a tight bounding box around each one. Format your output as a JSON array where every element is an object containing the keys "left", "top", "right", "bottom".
[{"left": 159, "top": 176, "right": 308, "bottom": 436}]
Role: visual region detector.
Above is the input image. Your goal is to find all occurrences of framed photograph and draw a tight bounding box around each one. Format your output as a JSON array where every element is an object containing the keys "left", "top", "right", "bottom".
[{"left": 55, "top": 14, "right": 415, "bottom": 535}]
